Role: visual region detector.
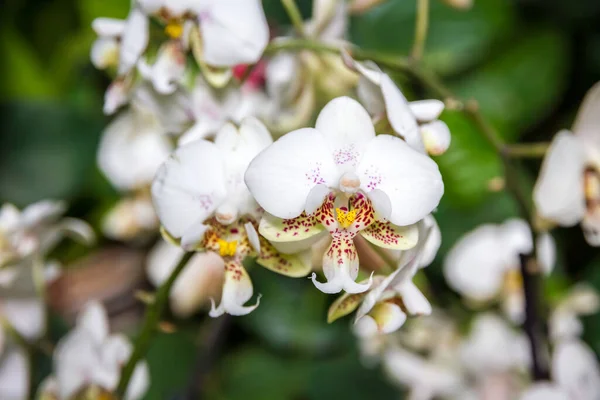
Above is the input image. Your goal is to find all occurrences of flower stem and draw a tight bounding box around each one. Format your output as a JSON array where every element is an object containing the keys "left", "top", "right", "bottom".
[
  {"left": 411, "top": 0, "right": 430, "bottom": 61},
  {"left": 281, "top": 0, "right": 306, "bottom": 37},
  {"left": 116, "top": 251, "right": 194, "bottom": 396},
  {"left": 505, "top": 142, "right": 550, "bottom": 158}
]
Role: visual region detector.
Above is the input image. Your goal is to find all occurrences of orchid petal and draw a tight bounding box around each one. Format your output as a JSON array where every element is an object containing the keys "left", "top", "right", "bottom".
[
  {"left": 360, "top": 221, "right": 419, "bottom": 250},
  {"left": 209, "top": 261, "right": 260, "bottom": 317},
  {"left": 244, "top": 222, "right": 261, "bottom": 254},
  {"left": 245, "top": 128, "right": 337, "bottom": 219},
  {"left": 366, "top": 189, "right": 391, "bottom": 221},
  {"left": 520, "top": 384, "right": 568, "bottom": 400},
  {"left": 380, "top": 74, "right": 424, "bottom": 153},
  {"left": 357, "top": 134, "right": 444, "bottom": 226},
  {"left": 583, "top": 210, "right": 600, "bottom": 246},
  {"left": 315, "top": 96, "right": 375, "bottom": 171},
  {"left": 396, "top": 281, "right": 431, "bottom": 316},
  {"left": 199, "top": 0, "right": 269, "bottom": 66},
  {"left": 92, "top": 18, "right": 126, "bottom": 37},
  {"left": 103, "top": 78, "right": 130, "bottom": 115},
  {"left": 181, "top": 222, "right": 210, "bottom": 250},
  {"left": 312, "top": 236, "right": 372, "bottom": 293},
  {"left": 573, "top": 81, "right": 600, "bottom": 151},
  {"left": 421, "top": 120, "right": 451, "bottom": 156},
  {"left": 125, "top": 361, "right": 150, "bottom": 400},
  {"left": 552, "top": 340, "right": 600, "bottom": 399},
  {"left": 118, "top": 7, "right": 149, "bottom": 75},
  {"left": 355, "top": 302, "right": 407, "bottom": 337},
  {"left": 2, "top": 298, "right": 45, "bottom": 341},
  {"left": 91, "top": 37, "right": 120, "bottom": 69},
  {"left": 419, "top": 215, "right": 441, "bottom": 268},
  {"left": 327, "top": 291, "right": 367, "bottom": 323},
  {"left": 409, "top": 99, "right": 445, "bottom": 122},
  {"left": 138, "top": 41, "right": 186, "bottom": 94},
  {"left": 0, "top": 348, "right": 28, "bottom": 400},
  {"left": 533, "top": 130, "right": 586, "bottom": 226},
  {"left": 76, "top": 301, "right": 109, "bottom": 344},
  {"left": 305, "top": 184, "right": 331, "bottom": 215},
  {"left": 259, "top": 213, "right": 325, "bottom": 244},
  {"left": 152, "top": 140, "right": 228, "bottom": 239},
  {"left": 256, "top": 238, "right": 312, "bottom": 277}
]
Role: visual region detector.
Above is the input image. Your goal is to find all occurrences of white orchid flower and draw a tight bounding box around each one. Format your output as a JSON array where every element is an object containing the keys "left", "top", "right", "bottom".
[
  {"left": 138, "top": 41, "right": 187, "bottom": 95},
  {"left": 90, "top": 18, "right": 126, "bottom": 70},
  {"left": 548, "top": 285, "right": 599, "bottom": 342},
  {"left": 138, "top": 0, "right": 269, "bottom": 68},
  {"left": 38, "top": 302, "right": 149, "bottom": 400},
  {"left": 178, "top": 77, "right": 272, "bottom": 145},
  {"left": 246, "top": 97, "right": 443, "bottom": 293},
  {"left": 147, "top": 239, "right": 225, "bottom": 317},
  {"left": 102, "top": 195, "right": 159, "bottom": 241},
  {"left": 383, "top": 346, "right": 465, "bottom": 400},
  {"left": 443, "top": 219, "right": 555, "bottom": 322},
  {"left": 152, "top": 118, "right": 310, "bottom": 316},
  {"left": 520, "top": 339, "right": 600, "bottom": 400},
  {"left": 0, "top": 201, "right": 94, "bottom": 288},
  {"left": 460, "top": 313, "right": 529, "bottom": 378},
  {"left": 534, "top": 82, "right": 600, "bottom": 246},
  {"left": 343, "top": 54, "right": 451, "bottom": 156}
]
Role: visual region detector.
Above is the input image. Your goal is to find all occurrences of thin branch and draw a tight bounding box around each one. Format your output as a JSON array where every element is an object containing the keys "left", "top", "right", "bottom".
[
  {"left": 281, "top": 0, "right": 306, "bottom": 37},
  {"left": 411, "top": 0, "right": 430, "bottom": 61},
  {"left": 506, "top": 142, "right": 550, "bottom": 158},
  {"left": 116, "top": 251, "right": 194, "bottom": 396},
  {"left": 519, "top": 254, "right": 550, "bottom": 380}
]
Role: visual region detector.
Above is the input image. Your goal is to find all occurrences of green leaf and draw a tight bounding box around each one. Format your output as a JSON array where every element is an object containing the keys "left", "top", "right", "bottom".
[
  {"left": 0, "top": 102, "right": 104, "bottom": 206},
  {"left": 143, "top": 331, "right": 197, "bottom": 400},
  {"left": 450, "top": 28, "right": 569, "bottom": 141},
  {"left": 0, "top": 27, "right": 58, "bottom": 100},
  {"left": 433, "top": 111, "right": 503, "bottom": 207},
  {"left": 78, "top": 0, "right": 130, "bottom": 27},
  {"left": 350, "top": 0, "right": 516, "bottom": 76},
  {"left": 239, "top": 265, "right": 350, "bottom": 355}
]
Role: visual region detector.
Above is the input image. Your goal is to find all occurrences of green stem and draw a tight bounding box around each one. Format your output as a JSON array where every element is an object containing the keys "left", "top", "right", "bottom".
[
  {"left": 281, "top": 0, "right": 306, "bottom": 37},
  {"left": 116, "top": 251, "right": 194, "bottom": 396},
  {"left": 506, "top": 142, "right": 550, "bottom": 158},
  {"left": 411, "top": 0, "right": 430, "bottom": 61}
]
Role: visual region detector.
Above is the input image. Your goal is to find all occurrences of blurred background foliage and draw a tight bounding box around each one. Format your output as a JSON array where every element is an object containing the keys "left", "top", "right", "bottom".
[{"left": 3, "top": 0, "right": 600, "bottom": 398}]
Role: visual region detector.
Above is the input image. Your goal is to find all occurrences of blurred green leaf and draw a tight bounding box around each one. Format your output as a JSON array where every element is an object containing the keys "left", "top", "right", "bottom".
[
  {"left": 450, "top": 28, "right": 569, "bottom": 141},
  {"left": 433, "top": 111, "right": 503, "bottom": 207},
  {"left": 144, "top": 331, "right": 197, "bottom": 400},
  {"left": 0, "top": 102, "right": 104, "bottom": 205},
  {"left": 240, "top": 265, "right": 349, "bottom": 355},
  {"left": 350, "top": 0, "right": 515, "bottom": 76},
  {"left": 78, "top": 0, "right": 130, "bottom": 27},
  {"left": 0, "top": 27, "right": 58, "bottom": 100}
]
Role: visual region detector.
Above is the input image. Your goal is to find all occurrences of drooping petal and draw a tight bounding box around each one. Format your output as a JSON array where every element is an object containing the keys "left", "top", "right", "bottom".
[
  {"left": 552, "top": 339, "right": 600, "bottom": 399},
  {"left": 103, "top": 78, "right": 130, "bottom": 115},
  {"left": 244, "top": 128, "right": 338, "bottom": 219},
  {"left": 409, "top": 100, "right": 445, "bottom": 122},
  {"left": 118, "top": 7, "right": 149, "bottom": 75},
  {"left": 395, "top": 281, "right": 431, "bottom": 316},
  {"left": 419, "top": 215, "right": 441, "bottom": 268},
  {"left": 137, "top": 41, "right": 186, "bottom": 94},
  {"left": 533, "top": 130, "right": 586, "bottom": 226},
  {"left": 327, "top": 291, "right": 367, "bottom": 323},
  {"left": 209, "top": 260, "right": 260, "bottom": 317},
  {"left": 198, "top": 0, "right": 269, "bottom": 66},
  {"left": 354, "top": 302, "right": 407, "bottom": 337},
  {"left": 256, "top": 238, "right": 312, "bottom": 277},
  {"left": 0, "top": 348, "right": 29, "bottom": 400},
  {"left": 315, "top": 97, "right": 375, "bottom": 171},
  {"left": 421, "top": 120, "right": 451, "bottom": 156},
  {"left": 380, "top": 75, "right": 424, "bottom": 153},
  {"left": 360, "top": 221, "right": 419, "bottom": 250},
  {"left": 97, "top": 109, "right": 172, "bottom": 191},
  {"left": 311, "top": 235, "right": 372, "bottom": 293},
  {"left": 152, "top": 140, "right": 228, "bottom": 239},
  {"left": 443, "top": 224, "right": 508, "bottom": 302},
  {"left": 357, "top": 134, "right": 444, "bottom": 226}
]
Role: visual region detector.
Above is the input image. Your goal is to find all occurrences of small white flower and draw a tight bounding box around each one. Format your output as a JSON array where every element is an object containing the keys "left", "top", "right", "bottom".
[
  {"left": 39, "top": 302, "right": 149, "bottom": 400},
  {"left": 443, "top": 219, "right": 555, "bottom": 322},
  {"left": 147, "top": 239, "right": 225, "bottom": 317},
  {"left": 178, "top": 77, "right": 271, "bottom": 145},
  {"left": 521, "top": 339, "right": 600, "bottom": 400},
  {"left": 460, "top": 313, "right": 529, "bottom": 377},
  {"left": 534, "top": 82, "right": 600, "bottom": 246},
  {"left": 343, "top": 54, "right": 451, "bottom": 156}
]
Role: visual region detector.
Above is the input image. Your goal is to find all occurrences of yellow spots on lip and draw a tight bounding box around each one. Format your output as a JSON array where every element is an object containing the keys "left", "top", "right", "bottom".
[
  {"left": 165, "top": 20, "right": 184, "bottom": 39},
  {"left": 218, "top": 239, "right": 238, "bottom": 257},
  {"left": 336, "top": 208, "right": 358, "bottom": 229}
]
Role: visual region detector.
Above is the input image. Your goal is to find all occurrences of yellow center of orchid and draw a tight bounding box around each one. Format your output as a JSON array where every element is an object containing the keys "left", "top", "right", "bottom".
[
  {"left": 336, "top": 208, "right": 357, "bottom": 229},
  {"left": 165, "top": 21, "right": 184, "bottom": 39},
  {"left": 218, "top": 239, "right": 237, "bottom": 257}
]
